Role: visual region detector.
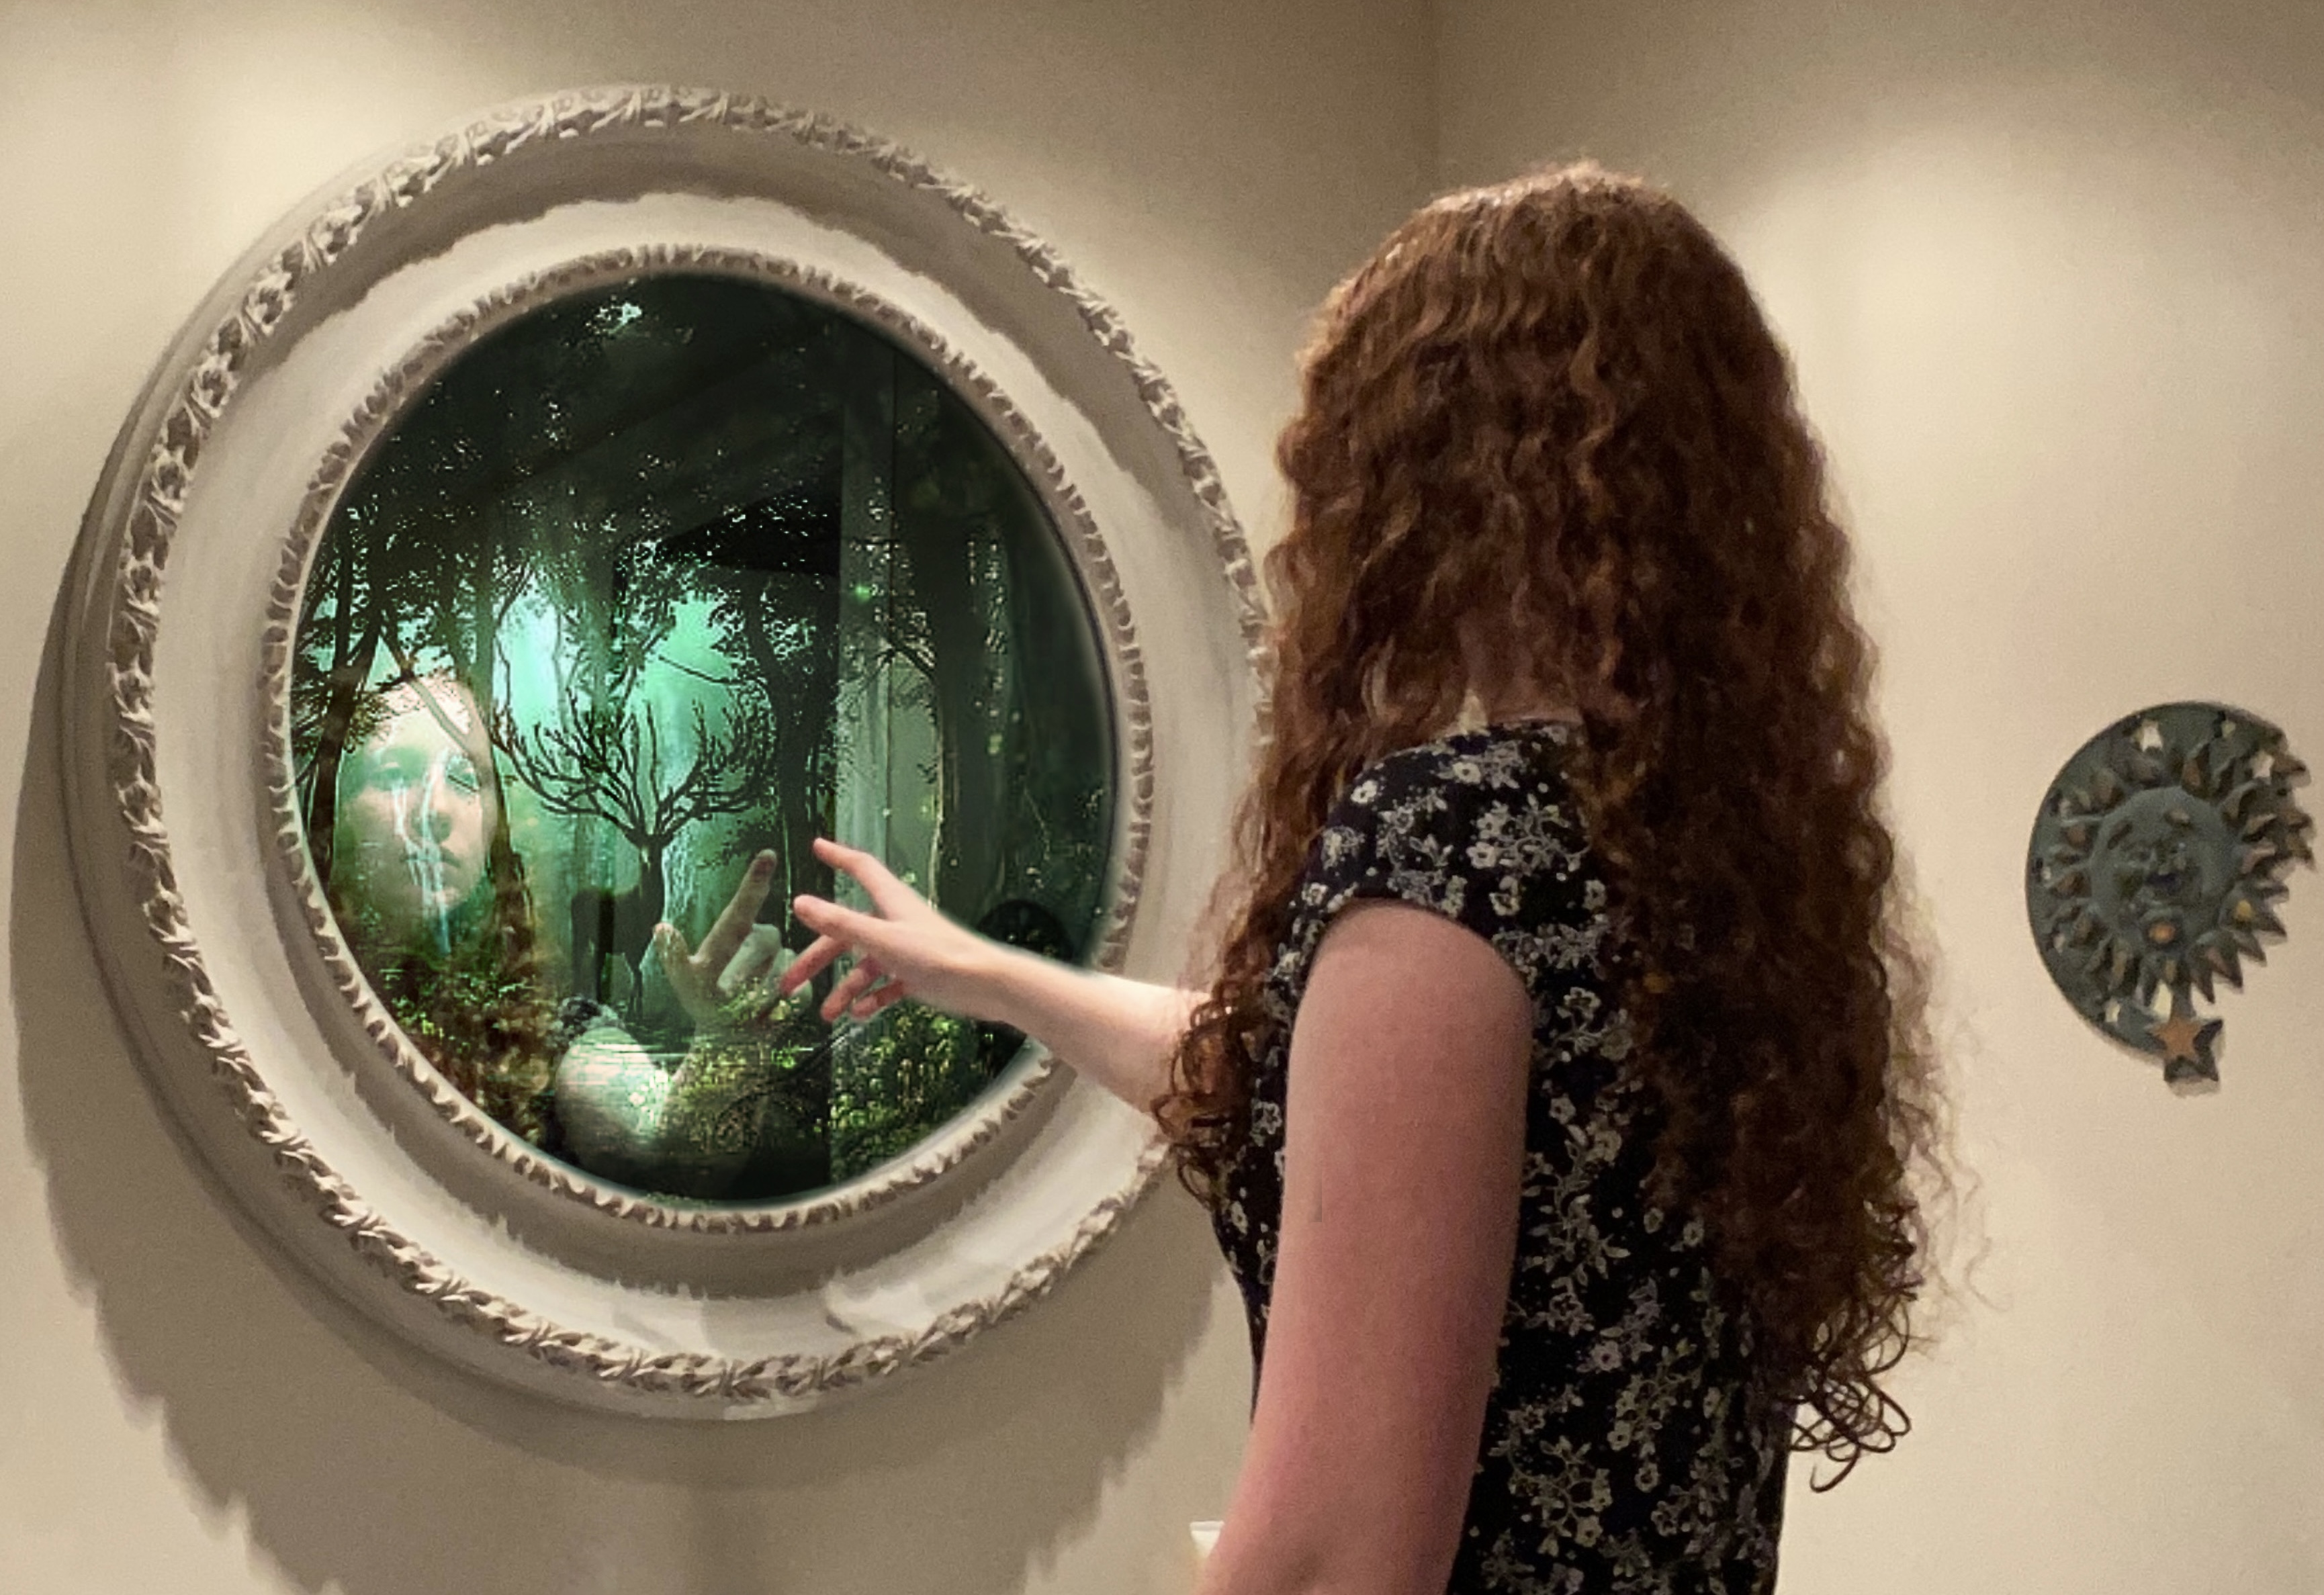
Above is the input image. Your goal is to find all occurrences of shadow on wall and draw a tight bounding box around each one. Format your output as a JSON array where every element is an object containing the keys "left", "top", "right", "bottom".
[{"left": 14, "top": 578, "right": 1224, "bottom": 1595}]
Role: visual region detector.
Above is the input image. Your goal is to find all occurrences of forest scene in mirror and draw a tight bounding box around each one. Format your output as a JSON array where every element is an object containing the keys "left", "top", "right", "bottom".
[{"left": 289, "top": 273, "right": 1115, "bottom": 1205}]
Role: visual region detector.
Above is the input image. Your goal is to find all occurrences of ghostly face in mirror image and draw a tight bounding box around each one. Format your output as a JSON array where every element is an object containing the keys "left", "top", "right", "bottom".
[{"left": 336, "top": 677, "right": 498, "bottom": 950}]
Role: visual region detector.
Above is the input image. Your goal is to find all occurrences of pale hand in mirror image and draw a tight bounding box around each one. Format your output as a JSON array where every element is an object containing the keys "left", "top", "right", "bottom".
[
  {"left": 654, "top": 849, "right": 795, "bottom": 1028},
  {"left": 545, "top": 848, "right": 825, "bottom": 1201}
]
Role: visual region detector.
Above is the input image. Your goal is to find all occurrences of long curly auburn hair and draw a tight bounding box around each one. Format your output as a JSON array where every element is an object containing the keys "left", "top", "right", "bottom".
[{"left": 1151, "top": 163, "right": 1943, "bottom": 1481}]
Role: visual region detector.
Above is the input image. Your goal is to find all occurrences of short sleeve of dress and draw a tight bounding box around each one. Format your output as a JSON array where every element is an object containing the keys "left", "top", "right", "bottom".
[{"left": 1302, "top": 728, "right": 1607, "bottom": 1019}]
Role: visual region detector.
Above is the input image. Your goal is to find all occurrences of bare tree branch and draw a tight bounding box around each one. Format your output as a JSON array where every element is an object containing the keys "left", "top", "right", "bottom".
[{"left": 492, "top": 697, "right": 782, "bottom": 860}]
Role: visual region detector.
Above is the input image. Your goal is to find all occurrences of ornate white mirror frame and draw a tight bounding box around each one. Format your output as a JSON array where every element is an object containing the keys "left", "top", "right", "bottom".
[{"left": 58, "top": 87, "right": 1262, "bottom": 1417}]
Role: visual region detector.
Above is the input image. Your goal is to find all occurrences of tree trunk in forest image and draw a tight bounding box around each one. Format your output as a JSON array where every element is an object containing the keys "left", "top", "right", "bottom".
[
  {"left": 731, "top": 578, "right": 836, "bottom": 933},
  {"left": 892, "top": 494, "right": 1003, "bottom": 919},
  {"left": 463, "top": 512, "right": 532, "bottom": 935},
  {"left": 885, "top": 369, "right": 1010, "bottom": 922},
  {"left": 303, "top": 594, "right": 382, "bottom": 891},
  {"left": 836, "top": 334, "right": 899, "bottom": 895},
  {"left": 994, "top": 468, "right": 1112, "bottom": 953}
]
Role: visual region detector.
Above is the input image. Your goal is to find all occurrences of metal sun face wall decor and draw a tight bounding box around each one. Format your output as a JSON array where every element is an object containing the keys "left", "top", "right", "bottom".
[
  {"left": 2027, "top": 702, "right": 2313, "bottom": 1084},
  {"left": 56, "top": 87, "right": 1262, "bottom": 1416}
]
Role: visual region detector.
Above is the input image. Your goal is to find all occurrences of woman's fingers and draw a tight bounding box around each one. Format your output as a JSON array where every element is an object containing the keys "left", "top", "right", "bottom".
[
  {"left": 789, "top": 893, "right": 902, "bottom": 960},
  {"left": 852, "top": 983, "right": 907, "bottom": 1020},
  {"left": 770, "top": 858, "right": 951, "bottom": 1022},
  {"left": 776, "top": 933, "right": 845, "bottom": 995},
  {"left": 834, "top": 956, "right": 885, "bottom": 997},
  {"left": 821, "top": 958, "right": 887, "bottom": 1022},
  {"left": 788, "top": 895, "right": 917, "bottom": 1019},
  {"left": 789, "top": 892, "right": 840, "bottom": 932},
  {"left": 811, "top": 836, "right": 923, "bottom": 919}
]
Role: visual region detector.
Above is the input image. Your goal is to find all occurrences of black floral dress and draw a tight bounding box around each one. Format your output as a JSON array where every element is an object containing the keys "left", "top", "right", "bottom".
[{"left": 1210, "top": 721, "right": 1791, "bottom": 1594}]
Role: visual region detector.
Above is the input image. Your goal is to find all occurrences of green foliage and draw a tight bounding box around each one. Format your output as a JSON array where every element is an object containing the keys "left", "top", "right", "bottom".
[
  {"left": 365, "top": 909, "right": 558, "bottom": 1146},
  {"left": 828, "top": 1002, "right": 990, "bottom": 1181}
]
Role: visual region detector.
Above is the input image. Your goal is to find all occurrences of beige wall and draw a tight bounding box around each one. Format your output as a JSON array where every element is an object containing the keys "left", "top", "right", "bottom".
[
  {"left": 0, "top": 3, "right": 1429, "bottom": 1592},
  {"left": 1441, "top": 2, "right": 2324, "bottom": 1590},
  {"left": 12, "top": 1, "right": 2324, "bottom": 1590}
]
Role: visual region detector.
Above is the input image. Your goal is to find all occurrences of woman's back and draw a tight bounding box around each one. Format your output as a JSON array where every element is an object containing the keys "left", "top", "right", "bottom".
[
  {"left": 787, "top": 163, "right": 1936, "bottom": 1592},
  {"left": 1211, "top": 721, "right": 1789, "bottom": 1592}
]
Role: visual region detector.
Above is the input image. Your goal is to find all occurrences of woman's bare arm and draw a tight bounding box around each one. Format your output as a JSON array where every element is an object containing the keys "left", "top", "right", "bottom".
[
  {"left": 1196, "top": 897, "right": 1533, "bottom": 1595},
  {"left": 975, "top": 945, "right": 1201, "bottom": 1111}
]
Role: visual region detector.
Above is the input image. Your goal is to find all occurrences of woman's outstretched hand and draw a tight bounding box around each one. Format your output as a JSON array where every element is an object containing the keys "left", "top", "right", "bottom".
[
  {"left": 789, "top": 835, "right": 1201, "bottom": 1111},
  {"left": 780, "top": 837, "right": 1007, "bottom": 1024}
]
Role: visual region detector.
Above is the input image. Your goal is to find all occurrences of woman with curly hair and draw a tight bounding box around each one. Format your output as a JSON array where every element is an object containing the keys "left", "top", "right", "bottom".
[{"left": 782, "top": 161, "right": 1942, "bottom": 1594}]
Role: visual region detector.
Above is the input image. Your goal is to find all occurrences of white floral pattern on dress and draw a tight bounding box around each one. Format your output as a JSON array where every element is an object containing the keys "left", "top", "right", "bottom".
[{"left": 1211, "top": 723, "right": 1789, "bottom": 1593}]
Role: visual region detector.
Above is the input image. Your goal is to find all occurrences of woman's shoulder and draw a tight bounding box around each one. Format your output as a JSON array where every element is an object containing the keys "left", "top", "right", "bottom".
[
  {"left": 1335, "top": 719, "right": 1577, "bottom": 823},
  {"left": 1315, "top": 720, "right": 1590, "bottom": 902},
  {"left": 1306, "top": 719, "right": 1609, "bottom": 1009}
]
